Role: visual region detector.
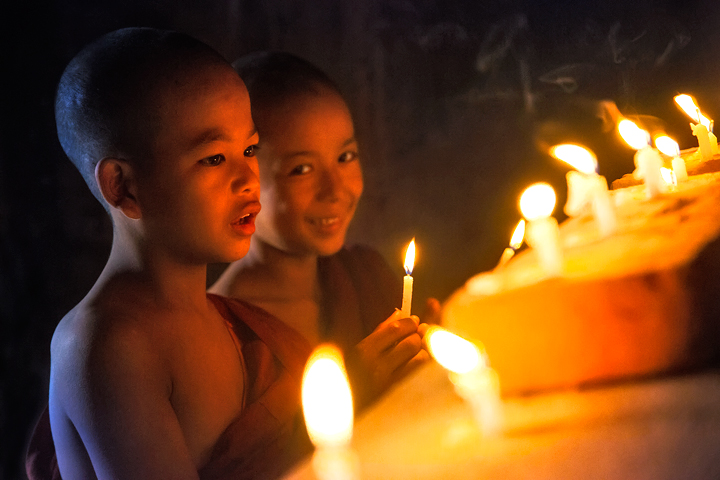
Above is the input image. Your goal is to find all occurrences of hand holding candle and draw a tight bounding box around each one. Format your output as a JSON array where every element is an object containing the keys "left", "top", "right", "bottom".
[
  {"left": 520, "top": 183, "right": 563, "bottom": 277},
  {"left": 618, "top": 119, "right": 667, "bottom": 199},
  {"left": 550, "top": 143, "right": 617, "bottom": 237},
  {"left": 401, "top": 238, "right": 415, "bottom": 317}
]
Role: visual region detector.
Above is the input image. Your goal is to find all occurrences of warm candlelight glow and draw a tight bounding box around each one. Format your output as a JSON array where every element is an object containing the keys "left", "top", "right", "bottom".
[
  {"left": 660, "top": 167, "right": 677, "bottom": 186},
  {"left": 301, "top": 344, "right": 353, "bottom": 448},
  {"left": 618, "top": 119, "right": 650, "bottom": 150},
  {"left": 519, "top": 183, "right": 556, "bottom": 221},
  {"left": 425, "top": 326, "right": 485, "bottom": 374},
  {"left": 549, "top": 143, "right": 598, "bottom": 175},
  {"left": 404, "top": 238, "right": 416, "bottom": 275},
  {"left": 655, "top": 135, "right": 680, "bottom": 157},
  {"left": 674, "top": 94, "right": 712, "bottom": 128},
  {"left": 509, "top": 219, "right": 525, "bottom": 250}
]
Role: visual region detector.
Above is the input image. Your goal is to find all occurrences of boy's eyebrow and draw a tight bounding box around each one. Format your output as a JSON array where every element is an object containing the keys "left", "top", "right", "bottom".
[
  {"left": 188, "top": 128, "right": 230, "bottom": 149},
  {"left": 187, "top": 127, "right": 258, "bottom": 149}
]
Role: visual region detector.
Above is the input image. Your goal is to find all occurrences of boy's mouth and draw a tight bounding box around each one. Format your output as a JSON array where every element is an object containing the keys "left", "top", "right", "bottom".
[{"left": 231, "top": 201, "right": 261, "bottom": 235}]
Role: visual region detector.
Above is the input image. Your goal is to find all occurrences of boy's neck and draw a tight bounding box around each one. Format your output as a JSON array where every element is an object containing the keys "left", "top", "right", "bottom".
[
  {"left": 96, "top": 227, "right": 211, "bottom": 312},
  {"left": 241, "top": 238, "right": 320, "bottom": 299}
]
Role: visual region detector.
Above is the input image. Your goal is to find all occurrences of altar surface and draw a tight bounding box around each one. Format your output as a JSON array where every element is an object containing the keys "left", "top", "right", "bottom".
[{"left": 285, "top": 362, "right": 720, "bottom": 479}]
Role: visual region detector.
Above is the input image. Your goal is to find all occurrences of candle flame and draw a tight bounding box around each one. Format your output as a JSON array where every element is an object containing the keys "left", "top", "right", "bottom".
[
  {"left": 674, "top": 94, "right": 712, "bottom": 128},
  {"left": 618, "top": 119, "right": 651, "bottom": 150},
  {"left": 404, "top": 238, "right": 416, "bottom": 275},
  {"left": 301, "top": 344, "right": 353, "bottom": 448},
  {"left": 660, "top": 167, "right": 677, "bottom": 186},
  {"left": 549, "top": 143, "right": 598, "bottom": 175},
  {"left": 509, "top": 219, "right": 525, "bottom": 250},
  {"left": 655, "top": 135, "right": 680, "bottom": 157},
  {"left": 425, "top": 326, "right": 485, "bottom": 374},
  {"left": 519, "top": 183, "right": 556, "bottom": 221}
]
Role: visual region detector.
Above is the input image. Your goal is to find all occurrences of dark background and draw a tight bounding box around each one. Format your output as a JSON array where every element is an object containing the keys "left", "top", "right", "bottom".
[{"left": 2, "top": 0, "right": 720, "bottom": 478}]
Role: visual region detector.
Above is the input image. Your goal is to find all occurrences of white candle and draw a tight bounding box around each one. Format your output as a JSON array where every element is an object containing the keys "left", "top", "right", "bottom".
[
  {"left": 550, "top": 144, "right": 617, "bottom": 237},
  {"left": 401, "top": 239, "right": 415, "bottom": 317},
  {"left": 519, "top": 183, "right": 563, "bottom": 277},
  {"left": 656, "top": 135, "right": 688, "bottom": 183},
  {"left": 301, "top": 345, "right": 359, "bottom": 480},
  {"left": 618, "top": 119, "right": 667, "bottom": 199},
  {"left": 674, "top": 94, "right": 716, "bottom": 160},
  {"left": 424, "top": 326, "right": 503, "bottom": 437},
  {"left": 494, "top": 219, "right": 525, "bottom": 270},
  {"left": 691, "top": 122, "right": 713, "bottom": 161},
  {"left": 634, "top": 146, "right": 667, "bottom": 198}
]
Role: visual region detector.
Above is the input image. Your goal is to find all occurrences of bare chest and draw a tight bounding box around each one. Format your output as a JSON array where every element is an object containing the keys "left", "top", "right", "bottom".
[{"left": 164, "top": 312, "right": 245, "bottom": 467}]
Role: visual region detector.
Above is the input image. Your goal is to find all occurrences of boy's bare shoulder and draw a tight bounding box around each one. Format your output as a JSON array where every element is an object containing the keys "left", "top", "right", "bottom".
[{"left": 51, "top": 284, "right": 173, "bottom": 402}]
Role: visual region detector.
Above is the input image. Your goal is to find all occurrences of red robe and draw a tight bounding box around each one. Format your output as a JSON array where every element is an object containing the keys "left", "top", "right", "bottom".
[{"left": 26, "top": 245, "right": 400, "bottom": 480}]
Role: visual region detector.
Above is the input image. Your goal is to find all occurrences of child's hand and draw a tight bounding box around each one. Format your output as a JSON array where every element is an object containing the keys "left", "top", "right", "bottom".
[{"left": 347, "top": 309, "right": 427, "bottom": 408}]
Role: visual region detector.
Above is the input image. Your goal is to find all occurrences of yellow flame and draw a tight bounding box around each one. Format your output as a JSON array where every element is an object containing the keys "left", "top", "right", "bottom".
[
  {"left": 549, "top": 143, "right": 598, "bottom": 175},
  {"left": 404, "top": 238, "right": 416, "bottom": 275},
  {"left": 426, "top": 326, "right": 485, "bottom": 374},
  {"left": 509, "top": 219, "right": 525, "bottom": 250},
  {"left": 655, "top": 135, "right": 680, "bottom": 157},
  {"left": 519, "top": 183, "right": 556, "bottom": 221},
  {"left": 674, "top": 94, "right": 712, "bottom": 128},
  {"left": 301, "top": 344, "right": 353, "bottom": 448},
  {"left": 618, "top": 119, "right": 650, "bottom": 150}
]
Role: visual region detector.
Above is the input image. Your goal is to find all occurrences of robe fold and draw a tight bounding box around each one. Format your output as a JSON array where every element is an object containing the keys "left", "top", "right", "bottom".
[{"left": 26, "top": 245, "right": 400, "bottom": 479}]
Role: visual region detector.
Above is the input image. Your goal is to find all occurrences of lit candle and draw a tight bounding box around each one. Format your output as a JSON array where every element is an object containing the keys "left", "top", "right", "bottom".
[
  {"left": 424, "top": 326, "right": 502, "bottom": 436},
  {"left": 550, "top": 143, "right": 617, "bottom": 237},
  {"left": 674, "top": 94, "right": 717, "bottom": 159},
  {"left": 618, "top": 119, "right": 667, "bottom": 199},
  {"left": 519, "top": 183, "right": 563, "bottom": 276},
  {"left": 494, "top": 219, "right": 525, "bottom": 270},
  {"left": 301, "top": 344, "right": 358, "bottom": 480},
  {"left": 401, "top": 238, "right": 415, "bottom": 317},
  {"left": 655, "top": 135, "right": 688, "bottom": 182}
]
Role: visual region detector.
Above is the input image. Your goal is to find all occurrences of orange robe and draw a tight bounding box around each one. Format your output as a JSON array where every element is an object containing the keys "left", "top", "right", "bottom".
[{"left": 26, "top": 245, "right": 400, "bottom": 479}]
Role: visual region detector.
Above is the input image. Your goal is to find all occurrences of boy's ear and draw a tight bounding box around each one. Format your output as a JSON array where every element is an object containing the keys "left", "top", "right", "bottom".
[{"left": 96, "top": 158, "right": 141, "bottom": 219}]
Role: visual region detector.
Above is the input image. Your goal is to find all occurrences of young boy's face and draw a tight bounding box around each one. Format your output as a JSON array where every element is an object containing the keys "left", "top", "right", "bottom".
[
  {"left": 134, "top": 63, "right": 261, "bottom": 264},
  {"left": 253, "top": 89, "right": 363, "bottom": 257}
]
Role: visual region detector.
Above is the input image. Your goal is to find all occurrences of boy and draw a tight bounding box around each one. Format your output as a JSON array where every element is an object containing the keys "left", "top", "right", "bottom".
[
  {"left": 26, "top": 28, "right": 308, "bottom": 480},
  {"left": 210, "top": 53, "right": 434, "bottom": 409}
]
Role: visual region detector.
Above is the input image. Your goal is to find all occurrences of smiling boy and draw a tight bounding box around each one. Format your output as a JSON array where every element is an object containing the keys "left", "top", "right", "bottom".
[{"left": 26, "top": 28, "right": 272, "bottom": 479}]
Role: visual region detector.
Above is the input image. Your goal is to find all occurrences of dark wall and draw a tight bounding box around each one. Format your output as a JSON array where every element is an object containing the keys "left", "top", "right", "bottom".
[{"left": 2, "top": 0, "right": 719, "bottom": 478}]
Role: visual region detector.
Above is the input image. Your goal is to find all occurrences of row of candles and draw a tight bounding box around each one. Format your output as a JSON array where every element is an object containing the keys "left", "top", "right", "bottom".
[
  {"left": 506, "top": 93, "right": 717, "bottom": 276},
  {"left": 299, "top": 93, "right": 715, "bottom": 479}
]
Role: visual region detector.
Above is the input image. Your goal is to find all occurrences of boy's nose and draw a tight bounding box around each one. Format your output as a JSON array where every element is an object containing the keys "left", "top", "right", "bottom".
[
  {"left": 231, "top": 158, "right": 260, "bottom": 195},
  {"left": 317, "top": 166, "right": 342, "bottom": 202}
]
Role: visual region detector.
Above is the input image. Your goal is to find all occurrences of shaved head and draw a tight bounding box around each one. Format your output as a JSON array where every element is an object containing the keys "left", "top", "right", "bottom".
[{"left": 56, "top": 27, "right": 232, "bottom": 207}]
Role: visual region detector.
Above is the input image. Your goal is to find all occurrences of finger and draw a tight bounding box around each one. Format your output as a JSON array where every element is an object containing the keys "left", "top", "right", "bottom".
[
  {"left": 365, "top": 317, "right": 420, "bottom": 354},
  {"left": 381, "top": 333, "right": 423, "bottom": 374},
  {"left": 417, "top": 323, "right": 430, "bottom": 338}
]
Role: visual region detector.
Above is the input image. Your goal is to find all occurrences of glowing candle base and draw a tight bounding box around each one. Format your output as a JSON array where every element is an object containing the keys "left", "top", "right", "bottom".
[
  {"left": 634, "top": 147, "right": 667, "bottom": 199},
  {"left": 494, "top": 247, "right": 515, "bottom": 271},
  {"left": 450, "top": 367, "right": 503, "bottom": 437},
  {"left": 401, "top": 275, "right": 413, "bottom": 317},
  {"left": 312, "top": 446, "right": 360, "bottom": 480},
  {"left": 691, "top": 123, "right": 713, "bottom": 161},
  {"left": 526, "top": 217, "right": 563, "bottom": 277},
  {"left": 672, "top": 156, "right": 689, "bottom": 183},
  {"left": 565, "top": 171, "right": 617, "bottom": 237}
]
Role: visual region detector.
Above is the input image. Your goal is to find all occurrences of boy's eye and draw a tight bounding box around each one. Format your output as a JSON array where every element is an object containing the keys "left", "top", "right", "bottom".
[
  {"left": 289, "top": 164, "right": 312, "bottom": 176},
  {"left": 244, "top": 145, "right": 259, "bottom": 157},
  {"left": 339, "top": 151, "right": 358, "bottom": 163},
  {"left": 200, "top": 154, "right": 225, "bottom": 166}
]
